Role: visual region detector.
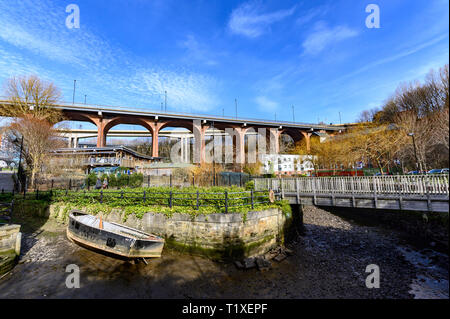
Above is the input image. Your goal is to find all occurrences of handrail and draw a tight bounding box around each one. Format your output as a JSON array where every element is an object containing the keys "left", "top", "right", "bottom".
[{"left": 253, "top": 174, "right": 449, "bottom": 196}]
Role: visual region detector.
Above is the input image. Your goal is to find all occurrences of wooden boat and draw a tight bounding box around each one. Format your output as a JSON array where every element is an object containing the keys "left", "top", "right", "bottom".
[{"left": 67, "top": 210, "right": 164, "bottom": 260}]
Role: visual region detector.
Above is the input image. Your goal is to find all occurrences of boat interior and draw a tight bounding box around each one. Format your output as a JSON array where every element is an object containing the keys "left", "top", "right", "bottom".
[{"left": 73, "top": 213, "right": 162, "bottom": 241}]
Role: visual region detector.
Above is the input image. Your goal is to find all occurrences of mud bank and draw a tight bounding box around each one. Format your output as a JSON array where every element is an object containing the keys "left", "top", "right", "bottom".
[{"left": 0, "top": 206, "right": 447, "bottom": 299}]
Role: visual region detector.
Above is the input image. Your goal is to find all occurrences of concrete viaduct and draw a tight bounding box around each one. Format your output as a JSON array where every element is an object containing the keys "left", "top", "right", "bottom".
[{"left": 1, "top": 101, "right": 344, "bottom": 163}]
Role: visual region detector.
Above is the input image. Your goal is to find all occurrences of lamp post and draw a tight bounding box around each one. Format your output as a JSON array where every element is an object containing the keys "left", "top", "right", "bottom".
[
  {"left": 408, "top": 132, "right": 422, "bottom": 172},
  {"left": 292, "top": 105, "right": 295, "bottom": 123},
  {"left": 72, "top": 80, "right": 76, "bottom": 104},
  {"left": 212, "top": 121, "right": 215, "bottom": 186}
]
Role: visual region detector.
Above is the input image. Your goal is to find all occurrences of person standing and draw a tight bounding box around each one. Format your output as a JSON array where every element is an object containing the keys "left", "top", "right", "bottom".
[{"left": 95, "top": 177, "right": 102, "bottom": 190}]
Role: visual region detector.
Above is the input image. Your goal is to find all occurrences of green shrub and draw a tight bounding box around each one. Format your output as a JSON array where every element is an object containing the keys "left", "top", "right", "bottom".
[
  {"left": 244, "top": 180, "right": 255, "bottom": 190},
  {"left": 86, "top": 172, "right": 97, "bottom": 186}
]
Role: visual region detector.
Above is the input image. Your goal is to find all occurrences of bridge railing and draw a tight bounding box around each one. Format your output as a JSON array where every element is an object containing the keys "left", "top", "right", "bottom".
[{"left": 254, "top": 174, "right": 449, "bottom": 196}]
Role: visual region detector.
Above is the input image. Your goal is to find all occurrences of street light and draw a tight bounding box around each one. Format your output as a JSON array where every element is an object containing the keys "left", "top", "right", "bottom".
[
  {"left": 408, "top": 132, "right": 422, "bottom": 172},
  {"left": 72, "top": 80, "right": 76, "bottom": 104},
  {"left": 292, "top": 105, "right": 295, "bottom": 123}
]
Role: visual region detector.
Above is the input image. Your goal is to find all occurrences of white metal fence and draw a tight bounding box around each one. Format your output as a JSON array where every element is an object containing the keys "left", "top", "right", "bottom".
[{"left": 254, "top": 175, "right": 449, "bottom": 196}]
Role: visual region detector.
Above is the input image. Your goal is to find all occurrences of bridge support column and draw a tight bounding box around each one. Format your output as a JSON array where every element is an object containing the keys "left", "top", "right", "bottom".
[
  {"left": 301, "top": 131, "right": 312, "bottom": 152},
  {"left": 234, "top": 127, "right": 247, "bottom": 171},
  {"left": 269, "top": 128, "right": 281, "bottom": 154},
  {"left": 193, "top": 120, "right": 210, "bottom": 164},
  {"left": 96, "top": 119, "right": 107, "bottom": 147},
  {"left": 141, "top": 120, "right": 165, "bottom": 158}
]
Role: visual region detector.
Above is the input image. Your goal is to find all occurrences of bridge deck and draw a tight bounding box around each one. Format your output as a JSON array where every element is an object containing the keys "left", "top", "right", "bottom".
[{"left": 255, "top": 175, "right": 449, "bottom": 213}]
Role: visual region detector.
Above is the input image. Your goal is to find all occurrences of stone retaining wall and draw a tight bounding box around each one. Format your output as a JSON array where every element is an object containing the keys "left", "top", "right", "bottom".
[
  {"left": 0, "top": 224, "right": 21, "bottom": 276},
  {"left": 48, "top": 205, "right": 290, "bottom": 260}
]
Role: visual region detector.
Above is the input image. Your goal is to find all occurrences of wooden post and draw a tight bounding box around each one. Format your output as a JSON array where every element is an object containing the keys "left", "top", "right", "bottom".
[
  {"left": 373, "top": 176, "right": 377, "bottom": 209},
  {"left": 148, "top": 175, "right": 150, "bottom": 187},
  {"left": 251, "top": 189, "right": 254, "bottom": 209},
  {"left": 350, "top": 177, "right": 355, "bottom": 208},
  {"left": 425, "top": 176, "right": 432, "bottom": 212},
  {"left": 196, "top": 191, "right": 199, "bottom": 210},
  {"left": 170, "top": 175, "right": 173, "bottom": 188},
  {"left": 121, "top": 190, "right": 124, "bottom": 199},
  {"left": 224, "top": 191, "right": 228, "bottom": 213},
  {"left": 313, "top": 178, "right": 317, "bottom": 206},
  {"left": 169, "top": 191, "right": 173, "bottom": 208},
  {"left": 143, "top": 190, "right": 146, "bottom": 203}
]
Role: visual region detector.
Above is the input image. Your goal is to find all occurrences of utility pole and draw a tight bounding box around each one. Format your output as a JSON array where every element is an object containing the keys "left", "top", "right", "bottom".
[
  {"left": 408, "top": 132, "right": 422, "bottom": 172},
  {"left": 235, "top": 98, "right": 238, "bottom": 119},
  {"left": 72, "top": 80, "right": 76, "bottom": 104},
  {"left": 17, "top": 136, "right": 24, "bottom": 192}
]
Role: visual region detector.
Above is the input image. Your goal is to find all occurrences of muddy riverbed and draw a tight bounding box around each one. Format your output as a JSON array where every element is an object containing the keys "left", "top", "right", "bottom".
[{"left": 0, "top": 206, "right": 448, "bottom": 299}]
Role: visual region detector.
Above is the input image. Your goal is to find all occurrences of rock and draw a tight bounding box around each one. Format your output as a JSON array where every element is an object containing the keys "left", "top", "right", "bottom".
[
  {"left": 234, "top": 261, "right": 244, "bottom": 269},
  {"left": 242, "top": 257, "right": 256, "bottom": 269},
  {"left": 264, "top": 251, "right": 278, "bottom": 261},
  {"left": 256, "top": 257, "right": 271, "bottom": 272},
  {"left": 274, "top": 253, "right": 287, "bottom": 262}
]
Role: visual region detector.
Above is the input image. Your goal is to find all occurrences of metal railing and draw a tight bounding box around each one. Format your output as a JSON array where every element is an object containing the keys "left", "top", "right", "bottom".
[
  {"left": 0, "top": 200, "right": 13, "bottom": 224},
  {"left": 254, "top": 174, "right": 449, "bottom": 196},
  {"left": 12, "top": 189, "right": 272, "bottom": 214}
]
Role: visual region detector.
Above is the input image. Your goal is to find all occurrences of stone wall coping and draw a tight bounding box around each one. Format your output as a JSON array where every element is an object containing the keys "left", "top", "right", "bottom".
[
  {"left": 142, "top": 208, "right": 280, "bottom": 224},
  {"left": 0, "top": 224, "right": 21, "bottom": 233}
]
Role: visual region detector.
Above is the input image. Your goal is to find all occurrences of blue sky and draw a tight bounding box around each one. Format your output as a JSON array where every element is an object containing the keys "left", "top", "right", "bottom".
[{"left": 0, "top": 0, "right": 448, "bottom": 127}]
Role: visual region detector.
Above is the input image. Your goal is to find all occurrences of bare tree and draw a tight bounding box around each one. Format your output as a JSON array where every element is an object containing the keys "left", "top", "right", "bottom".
[
  {"left": 8, "top": 115, "right": 65, "bottom": 187},
  {"left": 1, "top": 75, "right": 63, "bottom": 123},
  {"left": 2, "top": 75, "right": 64, "bottom": 187}
]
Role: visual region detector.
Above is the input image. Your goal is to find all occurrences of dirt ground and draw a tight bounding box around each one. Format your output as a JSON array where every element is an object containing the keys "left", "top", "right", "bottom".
[{"left": 0, "top": 206, "right": 448, "bottom": 299}]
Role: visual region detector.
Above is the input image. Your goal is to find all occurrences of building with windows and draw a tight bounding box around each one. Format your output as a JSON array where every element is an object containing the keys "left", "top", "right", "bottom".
[
  {"left": 49, "top": 146, "right": 162, "bottom": 173},
  {"left": 260, "top": 154, "right": 316, "bottom": 176}
]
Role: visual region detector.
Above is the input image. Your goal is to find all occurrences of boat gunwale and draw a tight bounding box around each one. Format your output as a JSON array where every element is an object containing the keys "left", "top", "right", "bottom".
[
  {"left": 66, "top": 228, "right": 163, "bottom": 259},
  {"left": 69, "top": 210, "right": 164, "bottom": 243}
]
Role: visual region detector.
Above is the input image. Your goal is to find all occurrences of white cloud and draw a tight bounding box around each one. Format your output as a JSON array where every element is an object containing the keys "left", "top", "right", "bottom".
[
  {"left": 295, "top": 5, "right": 330, "bottom": 27},
  {"left": 302, "top": 21, "right": 358, "bottom": 55},
  {"left": 255, "top": 96, "right": 278, "bottom": 112},
  {"left": 179, "top": 34, "right": 218, "bottom": 66},
  {"left": 0, "top": 0, "right": 219, "bottom": 112},
  {"left": 228, "top": 1, "right": 295, "bottom": 38},
  {"left": 128, "top": 69, "right": 219, "bottom": 112}
]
